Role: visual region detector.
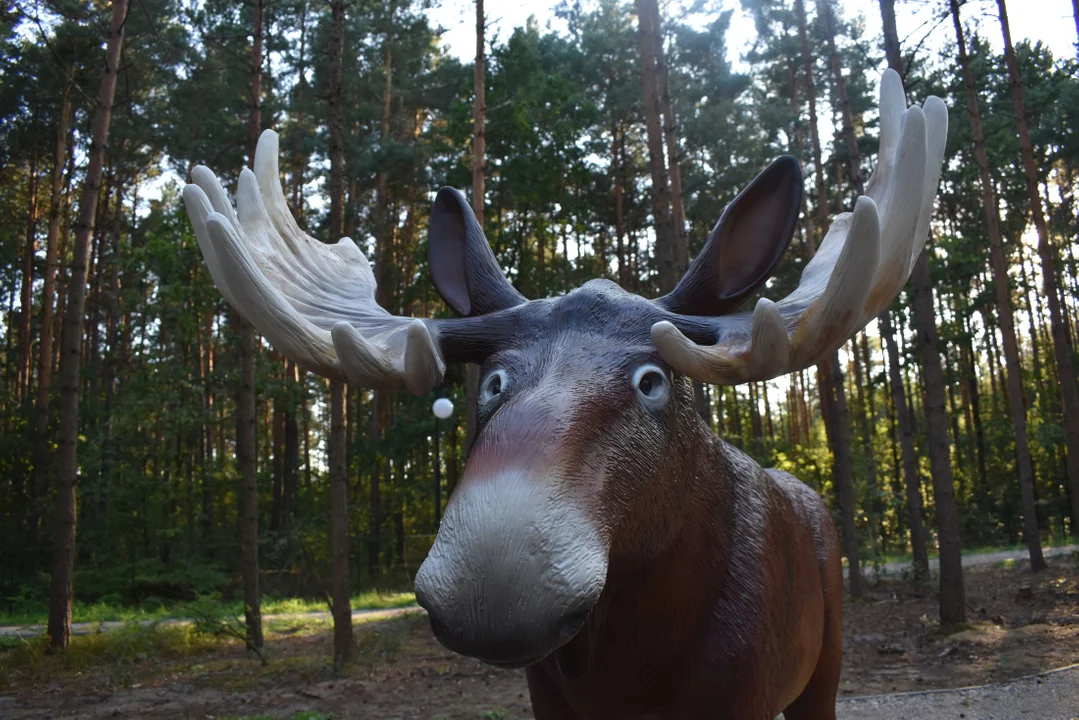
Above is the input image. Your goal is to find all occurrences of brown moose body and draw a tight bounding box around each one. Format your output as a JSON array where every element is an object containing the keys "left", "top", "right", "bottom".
[
  {"left": 527, "top": 435, "right": 844, "bottom": 719},
  {"left": 181, "top": 68, "right": 945, "bottom": 719}
]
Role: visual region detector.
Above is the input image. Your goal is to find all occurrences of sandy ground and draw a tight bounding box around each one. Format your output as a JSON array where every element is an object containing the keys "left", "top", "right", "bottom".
[
  {"left": 2, "top": 552, "right": 1078, "bottom": 719},
  {"left": 836, "top": 664, "right": 1079, "bottom": 719}
]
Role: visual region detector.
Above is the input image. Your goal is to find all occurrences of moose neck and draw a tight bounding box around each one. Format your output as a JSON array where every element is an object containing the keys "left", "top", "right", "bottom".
[
  {"left": 612, "top": 422, "right": 740, "bottom": 642},
  {"left": 551, "top": 416, "right": 745, "bottom": 682}
]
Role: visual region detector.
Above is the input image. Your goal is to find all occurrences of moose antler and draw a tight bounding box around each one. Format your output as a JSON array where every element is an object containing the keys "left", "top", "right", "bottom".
[
  {"left": 182, "top": 130, "right": 444, "bottom": 394},
  {"left": 652, "top": 69, "right": 947, "bottom": 384}
]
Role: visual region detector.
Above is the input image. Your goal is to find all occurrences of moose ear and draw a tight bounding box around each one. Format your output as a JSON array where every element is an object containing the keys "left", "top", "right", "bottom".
[
  {"left": 428, "top": 187, "right": 527, "bottom": 317},
  {"left": 657, "top": 155, "right": 803, "bottom": 317}
]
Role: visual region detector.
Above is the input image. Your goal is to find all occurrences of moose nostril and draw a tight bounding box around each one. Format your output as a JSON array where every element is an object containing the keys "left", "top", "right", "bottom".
[{"left": 559, "top": 610, "right": 590, "bottom": 640}]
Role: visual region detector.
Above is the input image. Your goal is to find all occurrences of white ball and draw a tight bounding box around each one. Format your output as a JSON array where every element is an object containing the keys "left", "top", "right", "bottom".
[{"left": 432, "top": 397, "right": 454, "bottom": 419}]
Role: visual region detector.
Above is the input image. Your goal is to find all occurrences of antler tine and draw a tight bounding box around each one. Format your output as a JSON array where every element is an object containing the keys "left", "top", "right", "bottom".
[
  {"left": 654, "top": 70, "right": 947, "bottom": 386},
  {"left": 183, "top": 130, "right": 448, "bottom": 394},
  {"left": 787, "top": 196, "right": 882, "bottom": 367}
]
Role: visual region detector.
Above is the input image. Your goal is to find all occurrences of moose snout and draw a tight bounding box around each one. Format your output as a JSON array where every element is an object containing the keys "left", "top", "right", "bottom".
[{"left": 413, "top": 470, "right": 608, "bottom": 667}]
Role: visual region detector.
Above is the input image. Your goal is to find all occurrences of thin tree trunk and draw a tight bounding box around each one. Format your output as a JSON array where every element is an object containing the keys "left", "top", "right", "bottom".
[
  {"left": 465, "top": 0, "right": 485, "bottom": 459},
  {"left": 798, "top": 0, "right": 861, "bottom": 595},
  {"left": 876, "top": 0, "right": 929, "bottom": 578},
  {"left": 30, "top": 71, "right": 73, "bottom": 545},
  {"left": 1073, "top": 0, "right": 1079, "bottom": 57},
  {"left": 612, "top": 123, "right": 627, "bottom": 287},
  {"left": 951, "top": 0, "right": 1044, "bottom": 569},
  {"left": 634, "top": 0, "right": 675, "bottom": 292},
  {"left": 48, "top": 0, "right": 128, "bottom": 651},
  {"left": 821, "top": 352, "right": 862, "bottom": 596},
  {"left": 327, "top": 0, "right": 352, "bottom": 668},
  {"left": 236, "top": 0, "right": 265, "bottom": 651},
  {"left": 911, "top": 251, "right": 966, "bottom": 623},
  {"left": 18, "top": 154, "right": 39, "bottom": 403},
  {"left": 650, "top": 1, "right": 686, "bottom": 271},
  {"left": 998, "top": 0, "right": 1079, "bottom": 535}
]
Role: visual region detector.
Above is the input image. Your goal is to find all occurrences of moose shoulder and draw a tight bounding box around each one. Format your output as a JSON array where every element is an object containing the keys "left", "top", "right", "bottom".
[{"left": 182, "top": 69, "right": 947, "bottom": 719}]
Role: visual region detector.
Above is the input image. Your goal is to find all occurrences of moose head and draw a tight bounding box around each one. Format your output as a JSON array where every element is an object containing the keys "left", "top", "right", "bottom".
[{"left": 182, "top": 69, "right": 945, "bottom": 685}]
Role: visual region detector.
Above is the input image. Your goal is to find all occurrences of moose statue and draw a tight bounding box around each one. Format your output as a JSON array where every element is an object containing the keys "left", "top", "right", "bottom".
[{"left": 182, "top": 69, "right": 946, "bottom": 719}]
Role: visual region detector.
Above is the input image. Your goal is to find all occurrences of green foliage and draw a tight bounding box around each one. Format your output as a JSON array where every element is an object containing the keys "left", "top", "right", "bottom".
[{"left": 0, "top": 620, "right": 224, "bottom": 691}]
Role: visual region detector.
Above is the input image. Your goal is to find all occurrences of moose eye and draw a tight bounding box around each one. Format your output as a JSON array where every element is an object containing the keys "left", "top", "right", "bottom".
[
  {"left": 480, "top": 369, "right": 508, "bottom": 411},
  {"left": 632, "top": 364, "right": 670, "bottom": 410}
]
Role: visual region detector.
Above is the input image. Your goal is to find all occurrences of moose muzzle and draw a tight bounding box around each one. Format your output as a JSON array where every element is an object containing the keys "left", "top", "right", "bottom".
[{"left": 413, "top": 468, "right": 608, "bottom": 667}]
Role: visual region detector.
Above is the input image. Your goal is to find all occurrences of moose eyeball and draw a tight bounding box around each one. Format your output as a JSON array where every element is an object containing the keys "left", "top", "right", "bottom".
[
  {"left": 632, "top": 364, "right": 670, "bottom": 410},
  {"left": 479, "top": 369, "right": 508, "bottom": 412}
]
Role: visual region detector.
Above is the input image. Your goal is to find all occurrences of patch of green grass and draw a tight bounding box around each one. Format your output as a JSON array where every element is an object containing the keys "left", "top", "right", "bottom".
[
  {"left": 478, "top": 711, "right": 510, "bottom": 720},
  {"left": 0, "top": 591, "right": 416, "bottom": 628},
  {"left": 0, "top": 620, "right": 226, "bottom": 691},
  {"left": 0, "top": 598, "right": 175, "bottom": 627},
  {"left": 258, "top": 590, "right": 416, "bottom": 616}
]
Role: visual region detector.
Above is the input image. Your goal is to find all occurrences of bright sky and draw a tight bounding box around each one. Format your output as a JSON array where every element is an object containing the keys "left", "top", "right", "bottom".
[{"left": 429, "top": 0, "right": 1078, "bottom": 69}]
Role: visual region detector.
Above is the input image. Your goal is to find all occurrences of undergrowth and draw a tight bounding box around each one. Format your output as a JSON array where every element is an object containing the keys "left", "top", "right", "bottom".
[
  {"left": 0, "top": 620, "right": 226, "bottom": 692},
  {"left": 0, "top": 590, "right": 416, "bottom": 627}
]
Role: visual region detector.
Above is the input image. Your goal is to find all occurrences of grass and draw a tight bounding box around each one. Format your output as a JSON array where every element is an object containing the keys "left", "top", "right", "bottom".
[
  {"left": 0, "top": 620, "right": 227, "bottom": 691},
  {"left": 0, "top": 590, "right": 416, "bottom": 627}
]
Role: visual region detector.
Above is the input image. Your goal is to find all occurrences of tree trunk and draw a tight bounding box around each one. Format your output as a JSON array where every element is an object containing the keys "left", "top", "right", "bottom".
[
  {"left": 327, "top": 0, "right": 352, "bottom": 668},
  {"left": 612, "top": 124, "right": 627, "bottom": 287},
  {"left": 876, "top": 0, "right": 929, "bottom": 579},
  {"left": 634, "top": 0, "right": 675, "bottom": 291},
  {"left": 821, "top": 352, "right": 863, "bottom": 596},
  {"left": 819, "top": 0, "right": 864, "bottom": 196},
  {"left": 911, "top": 251, "right": 966, "bottom": 623},
  {"left": 951, "top": 0, "right": 1045, "bottom": 569},
  {"left": 235, "top": 0, "right": 265, "bottom": 652},
  {"left": 465, "top": 0, "right": 485, "bottom": 459},
  {"left": 47, "top": 0, "right": 128, "bottom": 651},
  {"left": 650, "top": 1, "right": 686, "bottom": 271},
  {"left": 329, "top": 381, "right": 352, "bottom": 667},
  {"left": 18, "top": 153, "right": 39, "bottom": 403},
  {"left": 998, "top": 0, "right": 1079, "bottom": 536},
  {"left": 1073, "top": 0, "right": 1079, "bottom": 57},
  {"left": 30, "top": 70, "right": 73, "bottom": 546},
  {"left": 798, "top": 0, "right": 862, "bottom": 596}
]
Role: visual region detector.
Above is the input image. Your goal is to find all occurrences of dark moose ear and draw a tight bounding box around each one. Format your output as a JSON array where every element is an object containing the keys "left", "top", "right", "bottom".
[
  {"left": 657, "top": 155, "right": 803, "bottom": 317},
  {"left": 428, "top": 187, "right": 527, "bottom": 317}
]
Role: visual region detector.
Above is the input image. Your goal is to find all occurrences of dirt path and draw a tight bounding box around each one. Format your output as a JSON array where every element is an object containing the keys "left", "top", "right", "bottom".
[
  {"left": 860, "top": 544, "right": 1078, "bottom": 577},
  {"left": 836, "top": 664, "right": 1079, "bottom": 719},
  {"left": 0, "top": 606, "right": 419, "bottom": 638},
  {"left": 4, "top": 546, "right": 1073, "bottom": 639},
  {"left": 3, "top": 557, "right": 1078, "bottom": 718}
]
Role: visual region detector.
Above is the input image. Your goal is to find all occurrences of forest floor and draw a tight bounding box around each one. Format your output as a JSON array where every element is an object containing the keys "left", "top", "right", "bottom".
[{"left": 1, "top": 551, "right": 1078, "bottom": 719}]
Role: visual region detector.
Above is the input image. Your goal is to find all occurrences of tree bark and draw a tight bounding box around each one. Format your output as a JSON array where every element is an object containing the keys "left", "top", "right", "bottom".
[
  {"left": 796, "top": 0, "right": 827, "bottom": 254},
  {"left": 998, "top": 0, "right": 1079, "bottom": 536},
  {"left": 798, "top": 0, "right": 862, "bottom": 595},
  {"left": 911, "top": 251, "right": 966, "bottom": 623},
  {"left": 951, "top": 0, "right": 1044, "bottom": 569},
  {"left": 876, "top": 0, "right": 929, "bottom": 579},
  {"left": 30, "top": 70, "right": 74, "bottom": 545},
  {"left": 327, "top": 0, "right": 352, "bottom": 668},
  {"left": 236, "top": 0, "right": 265, "bottom": 652},
  {"left": 650, "top": 1, "right": 686, "bottom": 272},
  {"left": 634, "top": 0, "right": 675, "bottom": 292},
  {"left": 47, "top": 0, "right": 128, "bottom": 651},
  {"left": 1073, "top": 0, "right": 1079, "bottom": 58},
  {"left": 465, "top": 0, "right": 485, "bottom": 458},
  {"left": 18, "top": 154, "right": 39, "bottom": 403},
  {"left": 821, "top": 352, "right": 862, "bottom": 596}
]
